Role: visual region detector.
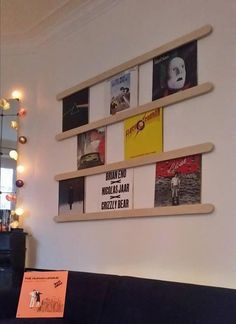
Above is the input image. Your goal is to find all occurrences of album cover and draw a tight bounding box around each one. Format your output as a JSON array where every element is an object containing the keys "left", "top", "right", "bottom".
[
  {"left": 85, "top": 168, "right": 134, "bottom": 212},
  {"left": 16, "top": 271, "right": 68, "bottom": 318},
  {"left": 152, "top": 41, "right": 197, "bottom": 100},
  {"left": 62, "top": 88, "right": 89, "bottom": 132},
  {"left": 108, "top": 67, "right": 138, "bottom": 115},
  {"left": 58, "top": 177, "right": 84, "bottom": 215},
  {"left": 77, "top": 127, "right": 105, "bottom": 169},
  {"left": 124, "top": 108, "right": 163, "bottom": 159},
  {"left": 155, "top": 154, "right": 201, "bottom": 207}
]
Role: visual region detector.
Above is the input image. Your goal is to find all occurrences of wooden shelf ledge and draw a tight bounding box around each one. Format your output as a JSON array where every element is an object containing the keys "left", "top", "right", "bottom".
[
  {"left": 56, "top": 24, "right": 213, "bottom": 100},
  {"left": 54, "top": 203, "right": 214, "bottom": 222},
  {"left": 55, "top": 142, "right": 214, "bottom": 181},
  {"left": 56, "top": 82, "right": 214, "bottom": 141}
]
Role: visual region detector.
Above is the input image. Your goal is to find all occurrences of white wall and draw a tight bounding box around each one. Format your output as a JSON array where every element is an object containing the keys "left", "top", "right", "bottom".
[{"left": 1, "top": 0, "right": 236, "bottom": 288}]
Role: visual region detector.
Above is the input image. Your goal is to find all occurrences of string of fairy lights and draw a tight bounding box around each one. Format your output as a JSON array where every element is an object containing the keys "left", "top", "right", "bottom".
[
  {"left": 0, "top": 7, "right": 27, "bottom": 229},
  {"left": 0, "top": 91, "right": 27, "bottom": 229}
]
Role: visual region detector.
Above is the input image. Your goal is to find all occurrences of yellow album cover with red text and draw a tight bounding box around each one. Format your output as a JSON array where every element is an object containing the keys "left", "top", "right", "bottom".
[
  {"left": 16, "top": 271, "right": 68, "bottom": 318},
  {"left": 124, "top": 108, "right": 163, "bottom": 159}
]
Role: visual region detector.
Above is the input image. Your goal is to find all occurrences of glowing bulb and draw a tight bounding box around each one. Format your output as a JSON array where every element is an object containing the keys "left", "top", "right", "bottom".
[
  {"left": 11, "top": 90, "right": 22, "bottom": 100},
  {"left": 9, "top": 150, "right": 18, "bottom": 160},
  {"left": 10, "top": 220, "right": 19, "bottom": 229},
  {"left": 11, "top": 120, "right": 18, "bottom": 130},
  {"left": 18, "top": 108, "right": 27, "bottom": 117},
  {"left": 0, "top": 98, "right": 10, "bottom": 110},
  {"left": 15, "top": 207, "right": 24, "bottom": 216},
  {"left": 17, "top": 165, "right": 25, "bottom": 173}
]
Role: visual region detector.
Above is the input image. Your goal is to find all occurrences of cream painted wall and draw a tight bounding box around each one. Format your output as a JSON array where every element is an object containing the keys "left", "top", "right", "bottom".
[{"left": 1, "top": 0, "right": 236, "bottom": 288}]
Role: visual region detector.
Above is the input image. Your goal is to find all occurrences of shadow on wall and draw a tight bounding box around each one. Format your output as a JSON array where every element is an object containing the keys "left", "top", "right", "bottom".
[{"left": 25, "top": 233, "right": 38, "bottom": 268}]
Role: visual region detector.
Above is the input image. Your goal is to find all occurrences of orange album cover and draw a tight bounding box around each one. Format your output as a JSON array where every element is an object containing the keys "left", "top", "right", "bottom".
[{"left": 16, "top": 271, "right": 68, "bottom": 318}]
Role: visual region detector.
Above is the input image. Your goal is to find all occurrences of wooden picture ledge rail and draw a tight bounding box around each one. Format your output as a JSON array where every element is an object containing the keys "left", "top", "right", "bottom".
[
  {"left": 56, "top": 24, "right": 213, "bottom": 101},
  {"left": 55, "top": 142, "right": 214, "bottom": 181},
  {"left": 54, "top": 204, "right": 214, "bottom": 223},
  {"left": 56, "top": 82, "right": 213, "bottom": 141},
  {"left": 54, "top": 25, "right": 214, "bottom": 223}
]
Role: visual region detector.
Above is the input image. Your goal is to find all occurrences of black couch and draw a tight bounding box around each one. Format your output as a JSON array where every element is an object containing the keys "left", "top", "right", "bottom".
[{"left": 1, "top": 270, "right": 236, "bottom": 323}]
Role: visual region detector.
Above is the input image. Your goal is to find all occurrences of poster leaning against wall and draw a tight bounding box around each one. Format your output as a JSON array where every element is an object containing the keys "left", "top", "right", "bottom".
[{"left": 17, "top": 271, "right": 68, "bottom": 318}]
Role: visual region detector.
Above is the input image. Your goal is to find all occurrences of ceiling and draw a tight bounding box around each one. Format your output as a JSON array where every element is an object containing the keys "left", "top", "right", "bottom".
[
  {"left": 0, "top": 0, "right": 89, "bottom": 143},
  {"left": 0, "top": 0, "right": 90, "bottom": 45}
]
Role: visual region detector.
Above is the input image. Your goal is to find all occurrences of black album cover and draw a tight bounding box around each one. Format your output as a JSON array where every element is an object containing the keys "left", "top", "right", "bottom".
[
  {"left": 62, "top": 88, "right": 89, "bottom": 132},
  {"left": 152, "top": 41, "right": 197, "bottom": 100},
  {"left": 58, "top": 177, "right": 84, "bottom": 215}
]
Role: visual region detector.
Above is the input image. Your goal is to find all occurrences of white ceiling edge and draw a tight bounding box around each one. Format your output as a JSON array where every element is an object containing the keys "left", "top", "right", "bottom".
[
  {"left": 1, "top": 0, "right": 120, "bottom": 55},
  {"left": 1, "top": 0, "right": 71, "bottom": 37}
]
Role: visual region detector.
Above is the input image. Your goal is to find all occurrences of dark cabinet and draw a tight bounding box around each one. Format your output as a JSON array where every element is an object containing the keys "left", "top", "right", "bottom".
[{"left": 0, "top": 230, "right": 27, "bottom": 289}]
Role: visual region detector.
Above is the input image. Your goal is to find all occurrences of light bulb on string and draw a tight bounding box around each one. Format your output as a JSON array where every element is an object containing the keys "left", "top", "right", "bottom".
[
  {"left": 18, "top": 108, "right": 27, "bottom": 117},
  {"left": 15, "top": 207, "right": 24, "bottom": 216},
  {"left": 6, "top": 194, "right": 16, "bottom": 202},
  {"left": 10, "top": 120, "right": 18, "bottom": 130},
  {"left": 17, "top": 165, "right": 25, "bottom": 173},
  {"left": 9, "top": 150, "right": 18, "bottom": 160},
  {"left": 11, "top": 90, "right": 22, "bottom": 100},
  {"left": 16, "top": 179, "right": 24, "bottom": 188},
  {"left": 18, "top": 136, "right": 27, "bottom": 144},
  {"left": 0, "top": 98, "right": 10, "bottom": 110},
  {"left": 10, "top": 220, "right": 19, "bottom": 229},
  {"left": 10, "top": 211, "right": 20, "bottom": 229}
]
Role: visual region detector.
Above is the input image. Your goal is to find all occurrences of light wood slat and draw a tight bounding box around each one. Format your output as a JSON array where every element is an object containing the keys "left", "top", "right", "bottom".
[
  {"left": 55, "top": 142, "right": 214, "bottom": 181},
  {"left": 56, "top": 25, "right": 213, "bottom": 100},
  {"left": 56, "top": 82, "right": 213, "bottom": 141},
  {"left": 54, "top": 203, "right": 214, "bottom": 222}
]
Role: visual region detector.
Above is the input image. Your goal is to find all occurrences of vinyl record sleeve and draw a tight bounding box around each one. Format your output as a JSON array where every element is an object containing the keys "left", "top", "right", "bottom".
[
  {"left": 16, "top": 271, "right": 68, "bottom": 318},
  {"left": 155, "top": 154, "right": 201, "bottom": 207},
  {"left": 124, "top": 108, "right": 163, "bottom": 159}
]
